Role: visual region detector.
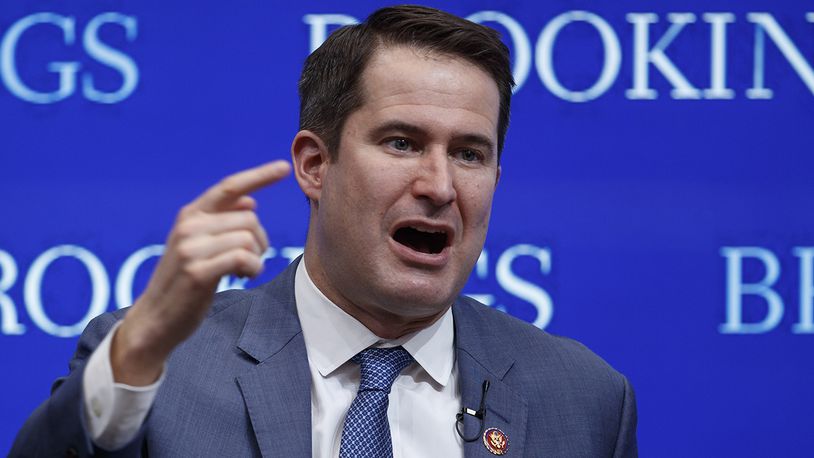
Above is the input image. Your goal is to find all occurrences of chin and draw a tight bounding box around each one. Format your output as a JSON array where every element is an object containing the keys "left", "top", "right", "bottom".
[{"left": 375, "top": 278, "right": 458, "bottom": 318}]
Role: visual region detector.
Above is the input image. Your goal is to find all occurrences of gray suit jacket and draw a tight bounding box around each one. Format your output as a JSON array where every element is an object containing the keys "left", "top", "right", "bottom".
[{"left": 12, "top": 260, "right": 637, "bottom": 457}]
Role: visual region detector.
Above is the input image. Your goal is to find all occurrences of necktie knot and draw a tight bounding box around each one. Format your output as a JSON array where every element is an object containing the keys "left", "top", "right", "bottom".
[{"left": 353, "top": 346, "right": 413, "bottom": 392}]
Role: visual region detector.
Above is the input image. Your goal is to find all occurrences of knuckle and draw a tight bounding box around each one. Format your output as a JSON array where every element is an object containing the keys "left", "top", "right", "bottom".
[
  {"left": 218, "top": 177, "right": 241, "bottom": 198},
  {"left": 174, "top": 221, "right": 196, "bottom": 238},
  {"left": 237, "top": 231, "right": 257, "bottom": 251},
  {"left": 235, "top": 250, "right": 259, "bottom": 272},
  {"left": 181, "top": 264, "right": 208, "bottom": 286},
  {"left": 178, "top": 204, "right": 196, "bottom": 219},
  {"left": 258, "top": 237, "right": 269, "bottom": 254},
  {"left": 236, "top": 249, "right": 254, "bottom": 265},
  {"left": 245, "top": 211, "right": 260, "bottom": 226},
  {"left": 176, "top": 214, "right": 209, "bottom": 238},
  {"left": 175, "top": 241, "right": 196, "bottom": 262}
]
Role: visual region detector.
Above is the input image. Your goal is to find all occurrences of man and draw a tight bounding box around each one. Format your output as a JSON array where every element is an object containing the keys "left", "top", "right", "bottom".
[{"left": 12, "top": 5, "right": 637, "bottom": 457}]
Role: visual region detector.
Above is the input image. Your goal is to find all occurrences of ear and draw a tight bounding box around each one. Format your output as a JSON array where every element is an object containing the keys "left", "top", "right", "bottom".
[
  {"left": 291, "top": 130, "right": 331, "bottom": 203},
  {"left": 495, "top": 165, "right": 501, "bottom": 187}
]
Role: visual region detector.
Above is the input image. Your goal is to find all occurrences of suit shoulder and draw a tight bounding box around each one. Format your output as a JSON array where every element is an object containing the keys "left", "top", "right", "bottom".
[
  {"left": 457, "top": 296, "right": 627, "bottom": 388},
  {"left": 208, "top": 287, "right": 261, "bottom": 315},
  {"left": 73, "top": 286, "right": 258, "bottom": 359}
]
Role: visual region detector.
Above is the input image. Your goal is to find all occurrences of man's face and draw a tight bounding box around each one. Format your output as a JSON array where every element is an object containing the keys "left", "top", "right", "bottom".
[{"left": 308, "top": 45, "right": 501, "bottom": 327}]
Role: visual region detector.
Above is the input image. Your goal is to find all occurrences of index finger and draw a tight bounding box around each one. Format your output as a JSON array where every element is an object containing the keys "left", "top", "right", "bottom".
[{"left": 194, "top": 160, "right": 291, "bottom": 211}]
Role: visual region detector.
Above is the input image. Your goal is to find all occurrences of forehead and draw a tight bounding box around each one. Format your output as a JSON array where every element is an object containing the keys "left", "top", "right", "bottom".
[{"left": 354, "top": 46, "right": 500, "bottom": 142}]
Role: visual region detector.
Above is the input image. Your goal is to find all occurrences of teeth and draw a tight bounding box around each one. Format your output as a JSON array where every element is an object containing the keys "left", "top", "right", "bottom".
[{"left": 412, "top": 226, "right": 445, "bottom": 234}]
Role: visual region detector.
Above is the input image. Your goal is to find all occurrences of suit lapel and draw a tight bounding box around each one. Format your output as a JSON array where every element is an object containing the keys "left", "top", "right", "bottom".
[
  {"left": 454, "top": 299, "right": 528, "bottom": 457},
  {"left": 235, "top": 261, "right": 312, "bottom": 457},
  {"left": 228, "top": 263, "right": 530, "bottom": 457}
]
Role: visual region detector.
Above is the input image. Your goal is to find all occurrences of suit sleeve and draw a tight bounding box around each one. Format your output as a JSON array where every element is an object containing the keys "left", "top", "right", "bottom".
[
  {"left": 9, "top": 312, "right": 147, "bottom": 457},
  {"left": 612, "top": 376, "right": 638, "bottom": 458}
]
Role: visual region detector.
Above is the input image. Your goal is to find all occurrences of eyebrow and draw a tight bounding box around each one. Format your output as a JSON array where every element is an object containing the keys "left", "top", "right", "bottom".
[
  {"left": 368, "top": 120, "right": 496, "bottom": 154},
  {"left": 368, "top": 121, "right": 425, "bottom": 141}
]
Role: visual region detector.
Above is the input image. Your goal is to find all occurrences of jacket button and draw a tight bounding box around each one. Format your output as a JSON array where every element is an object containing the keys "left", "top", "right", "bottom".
[{"left": 65, "top": 447, "right": 79, "bottom": 457}]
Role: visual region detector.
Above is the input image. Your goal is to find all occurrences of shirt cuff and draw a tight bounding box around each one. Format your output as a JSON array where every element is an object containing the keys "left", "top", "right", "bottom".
[{"left": 82, "top": 320, "right": 165, "bottom": 451}]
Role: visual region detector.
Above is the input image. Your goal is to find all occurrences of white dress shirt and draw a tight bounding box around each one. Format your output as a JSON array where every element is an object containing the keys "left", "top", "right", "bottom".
[
  {"left": 83, "top": 261, "right": 464, "bottom": 457},
  {"left": 82, "top": 320, "right": 163, "bottom": 450}
]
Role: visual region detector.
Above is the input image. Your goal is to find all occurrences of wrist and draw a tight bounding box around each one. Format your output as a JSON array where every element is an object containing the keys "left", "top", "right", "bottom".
[{"left": 110, "top": 317, "right": 168, "bottom": 386}]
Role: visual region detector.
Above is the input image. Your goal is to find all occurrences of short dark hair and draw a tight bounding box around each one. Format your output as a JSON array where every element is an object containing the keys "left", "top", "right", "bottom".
[{"left": 298, "top": 5, "right": 514, "bottom": 159}]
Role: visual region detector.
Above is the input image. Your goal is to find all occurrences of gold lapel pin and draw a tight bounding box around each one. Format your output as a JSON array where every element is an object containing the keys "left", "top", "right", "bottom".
[{"left": 482, "top": 427, "right": 509, "bottom": 455}]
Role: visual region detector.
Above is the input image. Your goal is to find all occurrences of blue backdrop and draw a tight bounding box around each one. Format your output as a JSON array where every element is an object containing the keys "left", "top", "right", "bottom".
[{"left": 2, "top": 1, "right": 813, "bottom": 455}]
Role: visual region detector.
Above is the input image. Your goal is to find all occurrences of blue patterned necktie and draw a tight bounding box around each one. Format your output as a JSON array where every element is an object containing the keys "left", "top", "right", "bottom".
[{"left": 339, "top": 346, "right": 414, "bottom": 458}]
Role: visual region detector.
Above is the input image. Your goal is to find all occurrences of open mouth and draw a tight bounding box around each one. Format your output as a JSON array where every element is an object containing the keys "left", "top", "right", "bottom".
[{"left": 392, "top": 226, "right": 449, "bottom": 255}]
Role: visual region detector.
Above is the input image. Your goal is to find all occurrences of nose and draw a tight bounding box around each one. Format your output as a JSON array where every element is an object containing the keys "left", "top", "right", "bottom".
[{"left": 411, "top": 149, "right": 457, "bottom": 207}]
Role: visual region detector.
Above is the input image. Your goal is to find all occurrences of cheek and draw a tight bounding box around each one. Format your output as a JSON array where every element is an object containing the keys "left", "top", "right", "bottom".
[
  {"left": 334, "top": 163, "right": 398, "bottom": 226},
  {"left": 321, "top": 171, "right": 362, "bottom": 229},
  {"left": 363, "top": 163, "right": 413, "bottom": 207},
  {"left": 459, "top": 181, "right": 496, "bottom": 228}
]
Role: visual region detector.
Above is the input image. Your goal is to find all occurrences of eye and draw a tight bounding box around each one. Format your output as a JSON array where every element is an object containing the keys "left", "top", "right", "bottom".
[
  {"left": 456, "top": 148, "right": 483, "bottom": 163},
  {"left": 387, "top": 138, "right": 412, "bottom": 151}
]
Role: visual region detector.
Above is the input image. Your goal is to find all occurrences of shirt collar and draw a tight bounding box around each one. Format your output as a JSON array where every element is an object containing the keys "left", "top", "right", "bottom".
[{"left": 294, "top": 259, "right": 455, "bottom": 387}]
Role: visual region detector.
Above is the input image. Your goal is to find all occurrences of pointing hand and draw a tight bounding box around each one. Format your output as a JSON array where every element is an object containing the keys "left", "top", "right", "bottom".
[{"left": 111, "top": 160, "right": 291, "bottom": 385}]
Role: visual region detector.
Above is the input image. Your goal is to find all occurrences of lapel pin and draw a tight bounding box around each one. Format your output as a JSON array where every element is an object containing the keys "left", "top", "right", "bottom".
[{"left": 482, "top": 427, "right": 509, "bottom": 455}]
